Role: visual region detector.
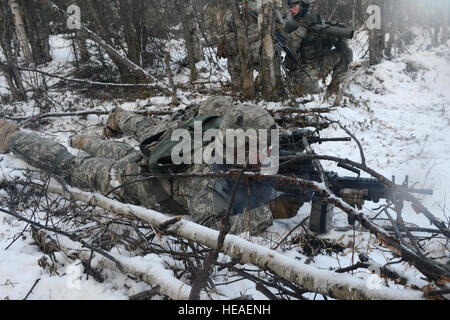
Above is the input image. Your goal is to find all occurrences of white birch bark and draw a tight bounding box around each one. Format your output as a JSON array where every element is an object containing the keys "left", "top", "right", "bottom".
[
  {"left": 33, "top": 178, "right": 425, "bottom": 301},
  {"left": 8, "top": 0, "right": 32, "bottom": 64},
  {"left": 49, "top": 233, "right": 224, "bottom": 300},
  {"left": 257, "top": 0, "right": 276, "bottom": 101}
]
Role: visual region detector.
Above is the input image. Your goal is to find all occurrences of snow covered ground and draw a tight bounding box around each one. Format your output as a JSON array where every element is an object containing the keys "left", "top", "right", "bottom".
[{"left": 0, "top": 31, "right": 449, "bottom": 300}]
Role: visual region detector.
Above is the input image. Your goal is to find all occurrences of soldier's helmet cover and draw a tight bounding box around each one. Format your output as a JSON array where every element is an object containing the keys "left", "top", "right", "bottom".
[
  {"left": 220, "top": 104, "right": 275, "bottom": 133},
  {"left": 288, "top": 0, "right": 312, "bottom": 6},
  {"left": 217, "top": 104, "right": 276, "bottom": 165},
  {"left": 197, "top": 96, "right": 233, "bottom": 116}
]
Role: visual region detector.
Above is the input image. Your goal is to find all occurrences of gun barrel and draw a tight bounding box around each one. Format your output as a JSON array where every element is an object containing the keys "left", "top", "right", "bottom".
[
  {"left": 406, "top": 188, "right": 433, "bottom": 196},
  {"left": 309, "top": 24, "right": 355, "bottom": 39},
  {"left": 312, "top": 137, "right": 352, "bottom": 143}
]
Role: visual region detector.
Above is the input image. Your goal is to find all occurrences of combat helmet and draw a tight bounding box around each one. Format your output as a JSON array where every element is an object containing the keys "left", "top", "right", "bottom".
[
  {"left": 217, "top": 104, "right": 277, "bottom": 166},
  {"left": 288, "top": 0, "right": 312, "bottom": 17},
  {"left": 288, "top": 0, "right": 312, "bottom": 6}
]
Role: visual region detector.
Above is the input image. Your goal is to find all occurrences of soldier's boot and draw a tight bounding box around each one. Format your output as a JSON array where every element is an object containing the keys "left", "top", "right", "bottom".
[
  {"left": 325, "top": 77, "right": 341, "bottom": 98},
  {"left": 102, "top": 108, "right": 124, "bottom": 138},
  {"left": 0, "top": 119, "right": 19, "bottom": 154},
  {"left": 68, "top": 135, "right": 90, "bottom": 150}
]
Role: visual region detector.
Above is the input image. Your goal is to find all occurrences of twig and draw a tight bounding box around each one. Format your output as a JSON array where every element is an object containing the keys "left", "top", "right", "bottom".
[
  {"left": 0, "top": 207, "right": 124, "bottom": 272},
  {"left": 22, "top": 278, "right": 41, "bottom": 300},
  {"left": 188, "top": 163, "right": 247, "bottom": 300}
]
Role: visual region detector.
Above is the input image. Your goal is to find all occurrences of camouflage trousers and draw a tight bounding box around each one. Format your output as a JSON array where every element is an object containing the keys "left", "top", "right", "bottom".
[
  {"left": 227, "top": 52, "right": 283, "bottom": 94},
  {"left": 286, "top": 46, "right": 353, "bottom": 95},
  {"left": 6, "top": 105, "right": 273, "bottom": 235}
]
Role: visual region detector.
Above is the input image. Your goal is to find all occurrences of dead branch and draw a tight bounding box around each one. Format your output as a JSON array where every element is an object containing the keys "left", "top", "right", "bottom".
[
  {"left": 117, "top": 170, "right": 449, "bottom": 284},
  {"left": 189, "top": 164, "right": 246, "bottom": 300},
  {"left": 2, "top": 109, "right": 173, "bottom": 124},
  {"left": 43, "top": 0, "right": 171, "bottom": 96},
  {"left": 0, "top": 207, "right": 125, "bottom": 272}
]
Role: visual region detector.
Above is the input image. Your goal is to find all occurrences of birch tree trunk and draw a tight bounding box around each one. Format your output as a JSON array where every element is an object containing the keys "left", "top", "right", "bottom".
[
  {"left": 176, "top": 0, "right": 203, "bottom": 82},
  {"left": 8, "top": 0, "right": 32, "bottom": 64},
  {"left": 257, "top": 0, "right": 276, "bottom": 101},
  {"left": 441, "top": 0, "right": 449, "bottom": 42},
  {"left": 0, "top": 1, "right": 26, "bottom": 100},
  {"left": 229, "top": 0, "right": 255, "bottom": 100}
]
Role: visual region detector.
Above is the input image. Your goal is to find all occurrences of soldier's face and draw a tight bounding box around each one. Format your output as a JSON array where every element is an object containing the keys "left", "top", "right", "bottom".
[{"left": 289, "top": 4, "right": 301, "bottom": 16}]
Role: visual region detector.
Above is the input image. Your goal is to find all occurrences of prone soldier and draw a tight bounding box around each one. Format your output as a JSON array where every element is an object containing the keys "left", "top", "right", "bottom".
[{"left": 0, "top": 97, "right": 281, "bottom": 235}]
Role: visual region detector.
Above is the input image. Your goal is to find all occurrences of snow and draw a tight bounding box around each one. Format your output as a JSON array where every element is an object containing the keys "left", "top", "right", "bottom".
[{"left": 0, "top": 30, "right": 449, "bottom": 300}]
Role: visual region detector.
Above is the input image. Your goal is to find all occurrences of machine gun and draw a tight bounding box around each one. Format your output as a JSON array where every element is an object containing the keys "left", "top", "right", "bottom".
[
  {"left": 274, "top": 130, "right": 433, "bottom": 233},
  {"left": 275, "top": 9, "right": 354, "bottom": 40}
]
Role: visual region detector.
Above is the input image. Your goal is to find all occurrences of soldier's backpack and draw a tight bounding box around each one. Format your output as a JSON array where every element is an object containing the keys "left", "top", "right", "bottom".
[{"left": 140, "top": 114, "right": 224, "bottom": 170}]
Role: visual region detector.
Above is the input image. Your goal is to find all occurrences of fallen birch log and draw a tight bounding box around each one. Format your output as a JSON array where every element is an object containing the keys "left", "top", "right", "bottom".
[
  {"left": 34, "top": 178, "right": 425, "bottom": 300},
  {"left": 3, "top": 109, "right": 173, "bottom": 123},
  {"left": 55, "top": 236, "right": 224, "bottom": 300},
  {"left": 0, "top": 205, "right": 223, "bottom": 300}
]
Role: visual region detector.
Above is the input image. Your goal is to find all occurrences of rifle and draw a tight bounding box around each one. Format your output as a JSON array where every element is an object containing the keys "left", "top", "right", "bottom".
[
  {"left": 245, "top": 9, "right": 312, "bottom": 79},
  {"left": 276, "top": 9, "right": 354, "bottom": 40},
  {"left": 274, "top": 31, "right": 312, "bottom": 80},
  {"left": 274, "top": 131, "right": 433, "bottom": 234},
  {"left": 273, "top": 9, "right": 353, "bottom": 77}
]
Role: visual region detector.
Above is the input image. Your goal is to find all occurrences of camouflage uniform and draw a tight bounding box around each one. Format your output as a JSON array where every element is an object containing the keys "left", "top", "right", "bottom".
[
  {"left": 0, "top": 97, "right": 274, "bottom": 235},
  {"left": 284, "top": 13, "right": 353, "bottom": 95},
  {"left": 220, "top": 1, "right": 282, "bottom": 92}
]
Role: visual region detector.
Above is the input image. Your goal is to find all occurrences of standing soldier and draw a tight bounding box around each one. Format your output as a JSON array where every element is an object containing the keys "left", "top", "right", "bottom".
[
  {"left": 217, "top": 0, "right": 282, "bottom": 94},
  {"left": 0, "top": 97, "right": 278, "bottom": 235},
  {"left": 283, "top": 0, "right": 353, "bottom": 96}
]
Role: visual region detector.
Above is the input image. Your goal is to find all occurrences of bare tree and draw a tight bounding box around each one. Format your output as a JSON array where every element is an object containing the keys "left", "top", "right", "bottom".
[
  {"left": 176, "top": 0, "right": 204, "bottom": 82},
  {"left": 228, "top": 0, "right": 255, "bottom": 99},
  {"left": 0, "top": 0, "right": 26, "bottom": 100},
  {"left": 258, "top": 0, "right": 276, "bottom": 101},
  {"left": 8, "top": 0, "right": 32, "bottom": 64}
]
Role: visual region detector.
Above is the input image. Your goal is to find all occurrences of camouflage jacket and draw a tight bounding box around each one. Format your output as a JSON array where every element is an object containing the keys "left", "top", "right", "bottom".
[
  {"left": 221, "top": 1, "right": 262, "bottom": 64},
  {"left": 285, "top": 13, "right": 346, "bottom": 64}
]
